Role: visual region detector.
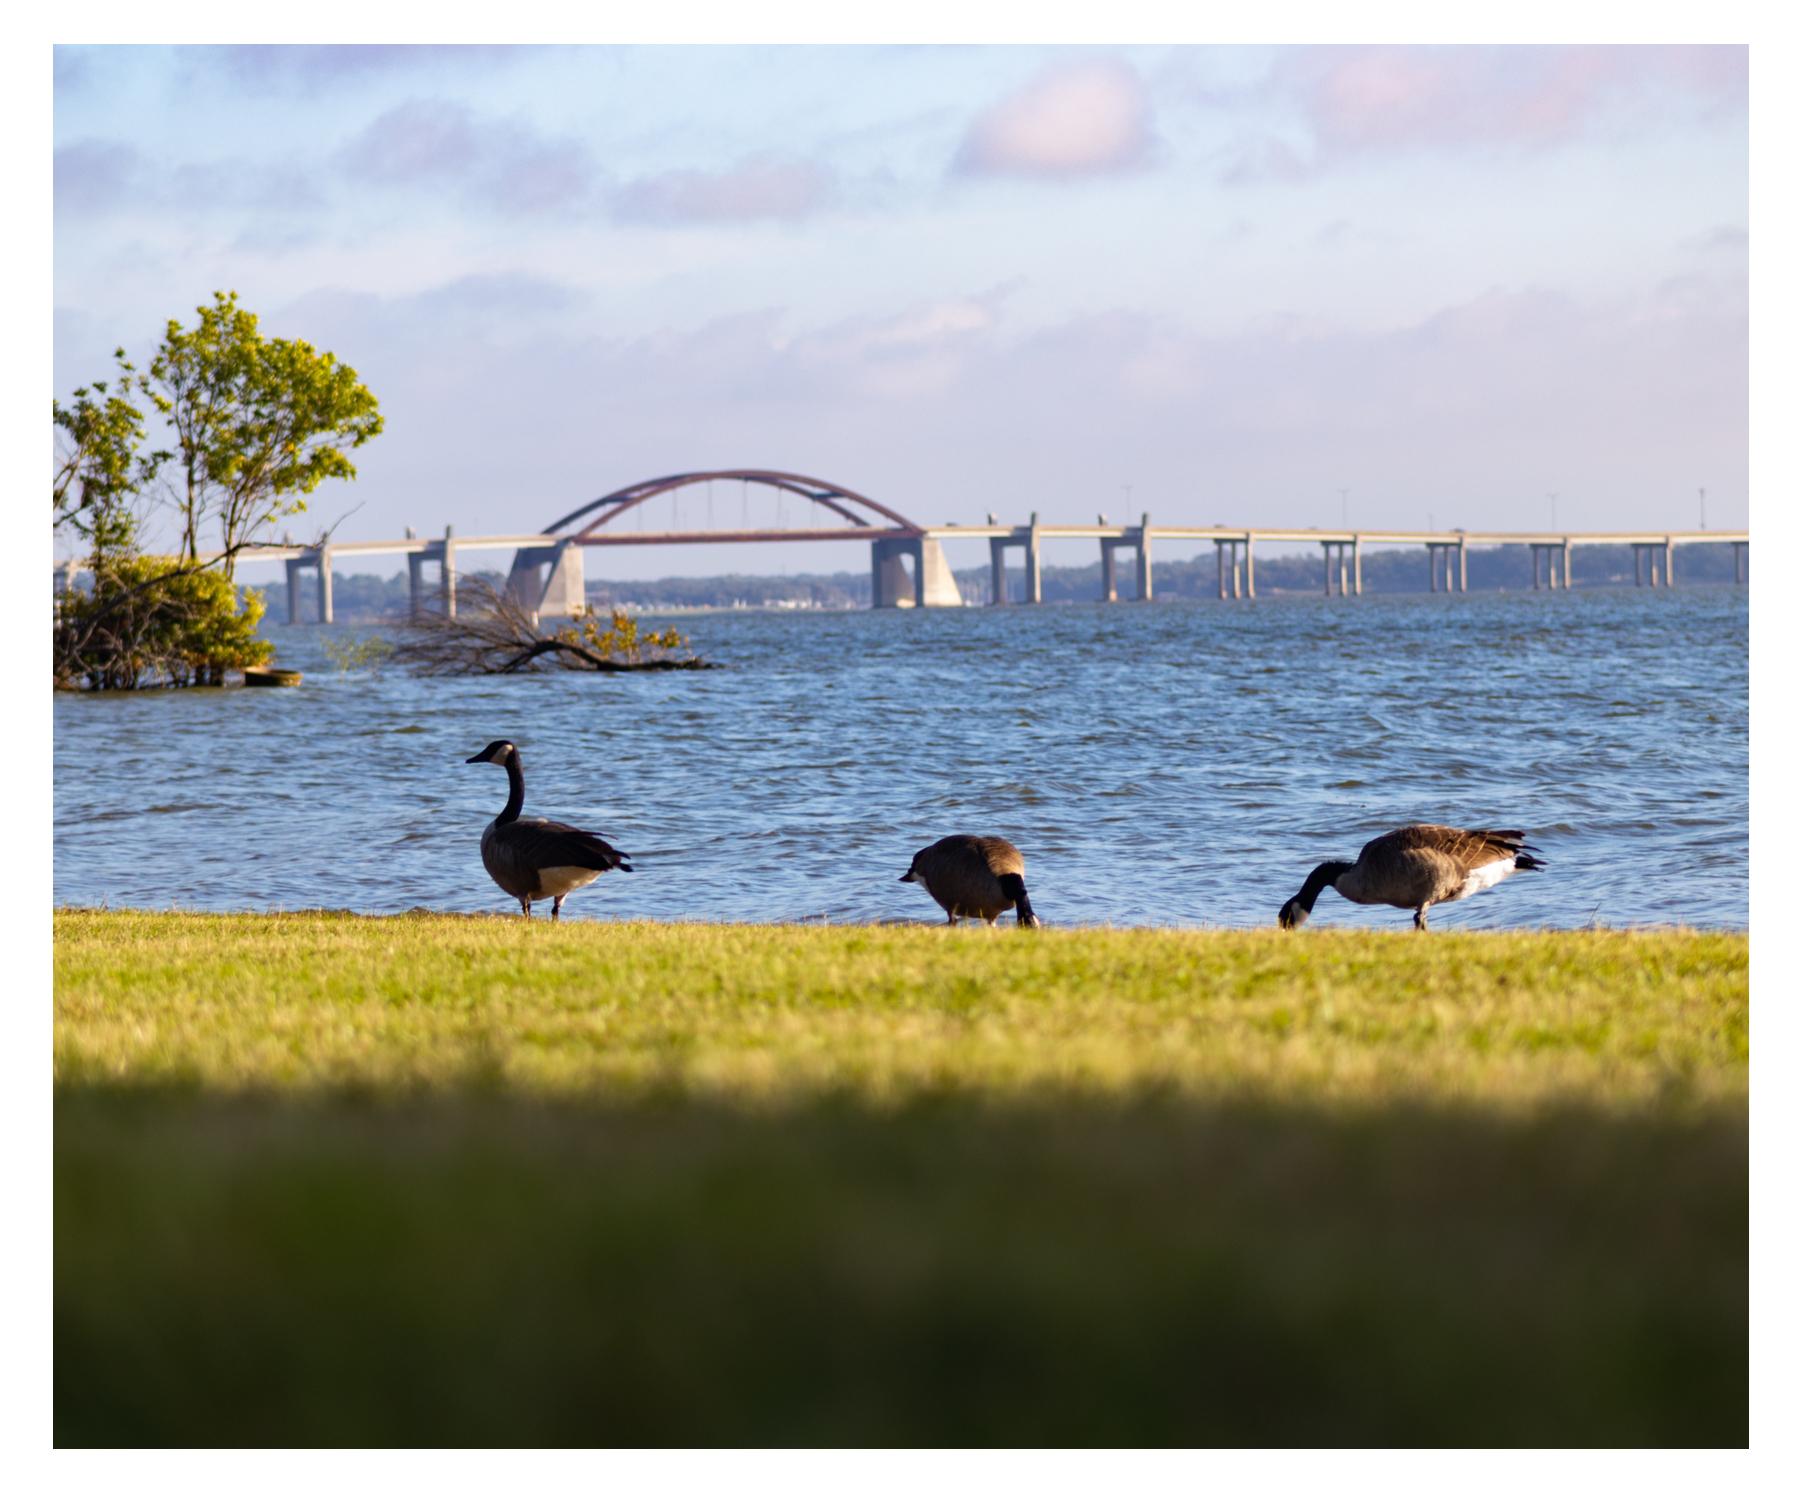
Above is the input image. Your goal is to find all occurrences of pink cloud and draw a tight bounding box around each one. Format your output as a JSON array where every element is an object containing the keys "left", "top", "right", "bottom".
[
  {"left": 613, "top": 155, "right": 835, "bottom": 224},
  {"left": 955, "top": 58, "right": 1155, "bottom": 179},
  {"left": 1232, "top": 45, "right": 1746, "bottom": 180}
]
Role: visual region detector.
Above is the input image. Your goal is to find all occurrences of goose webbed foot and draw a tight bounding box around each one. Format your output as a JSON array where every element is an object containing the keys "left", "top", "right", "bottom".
[{"left": 1413, "top": 906, "right": 1429, "bottom": 931}]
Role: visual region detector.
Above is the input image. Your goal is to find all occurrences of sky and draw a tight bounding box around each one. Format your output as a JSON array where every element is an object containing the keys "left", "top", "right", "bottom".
[{"left": 53, "top": 43, "right": 1749, "bottom": 578}]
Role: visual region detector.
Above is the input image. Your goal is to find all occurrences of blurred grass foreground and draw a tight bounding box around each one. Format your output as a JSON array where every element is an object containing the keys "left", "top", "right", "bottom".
[{"left": 54, "top": 912, "right": 1748, "bottom": 1446}]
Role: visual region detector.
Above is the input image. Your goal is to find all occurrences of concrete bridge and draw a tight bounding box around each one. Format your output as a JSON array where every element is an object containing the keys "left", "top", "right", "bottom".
[{"left": 54, "top": 469, "right": 1750, "bottom": 619}]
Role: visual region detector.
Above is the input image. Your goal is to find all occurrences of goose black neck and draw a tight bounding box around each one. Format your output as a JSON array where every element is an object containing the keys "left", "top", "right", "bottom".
[
  {"left": 1295, "top": 860, "right": 1354, "bottom": 913},
  {"left": 497, "top": 749, "right": 525, "bottom": 825}
]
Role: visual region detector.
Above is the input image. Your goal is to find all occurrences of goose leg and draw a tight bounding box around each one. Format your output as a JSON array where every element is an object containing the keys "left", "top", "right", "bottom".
[
  {"left": 520, "top": 897, "right": 532, "bottom": 920},
  {"left": 552, "top": 895, "right": 564, "bottom": 921},
  {"left": 945, "top": 911, "right": 957, "bottom": 927},
  {"left": 1413, "top": 905, "right": 1429, "bottom": 932}
]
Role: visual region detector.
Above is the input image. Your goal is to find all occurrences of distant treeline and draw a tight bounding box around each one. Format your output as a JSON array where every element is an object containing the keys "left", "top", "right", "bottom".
[{"left": 249, "top": 542, "right": 1746, "bottom": 619}]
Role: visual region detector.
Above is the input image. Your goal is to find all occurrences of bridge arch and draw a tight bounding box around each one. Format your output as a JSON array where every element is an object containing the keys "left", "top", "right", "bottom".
[{"left": 544, "top": 469, "right": 923, "bottom": 542}]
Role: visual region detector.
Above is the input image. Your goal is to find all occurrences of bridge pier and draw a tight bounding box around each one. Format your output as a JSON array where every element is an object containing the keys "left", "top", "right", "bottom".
[
  {"left": 872, "top": 535, "right": 963, "bottom": 608},
  {"left": 985, "top": 515, "right": 1042, "bottom": 605},
  {"left": 1324, "top": 540, "right": 1355, "bottom": 596},
  {"left": 408, "top": 527, "right": 459, "bottom": 619},
  {"left": 506, "top": 539, "right": 586, "bottom": 622},
  {"left": 1735, "top": 541, "right": 1746, "bottom": 584},
  {"left": 1215, "top": 539, "right": 1246, "bottom": 599},
  {"left": 1457, "top": 538, "right": 1468, "bottom": 591},
  {"left": 284, "top": 550, "right": 333, "bottom": 624},
  {"left": 1664, "top": 537, "right": 1676, "bottom": 588},
  {"left": 1096, "top": 517, "right": 1151, "bottom": 602}
]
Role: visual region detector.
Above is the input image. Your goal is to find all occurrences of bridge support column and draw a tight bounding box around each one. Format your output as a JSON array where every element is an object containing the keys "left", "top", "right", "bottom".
[
  {"left": 1325, "top": 542, "right": 1337, "bottom": 596},
  {"left": 1634, "top": 545, "right": 1645, "bottom": 586},
  {"left": 915, "top": 536, "right": 963, "bottom": 607},
  {"left": 1663, "top": 537, "right": 1675, "bottom": 588},
  {"left": 541, "top": 540, "right": 586, "bottom": 618},
  {"left": 442, "top": 528, "right": 457, "bottom": 618},
  {"left": 1735, "top": 541, "right": 1746, "bottom": 584},
  {"left": 1244, "top": 534, "right": 1255, "bottom": 599},
  {"left": 989, "top": 538, "right": 1008, "bottom": 605},
  {"left": 1216, "top": 540, "right": 1228, "bottom": 600},
  {"left": 285, "top": 558, "right": 304, "bottom": 623},
  {"left": 1457, "top": 539, "right": 1468, "bottom": 592},
  {"left": 1562, "top": 540, "right": 1573, "bottom": 591},
  {"left": 1100, "top": 539, "right": 1118, "bottom": 602},
  {"left": 871, "top": 537, "right": 914, "bottom": 609},
  {"left": 1353, "top": 535, "right": 1364, "bottom": 596},
  {"left": 1134, "top": 514, "right": 1152, "bottom": 601},
  {"left": 1430, "top": 544, "right": 1443, "bottom": 593},
  {"left": 407, "top": 554, "right": 425, "bottom": 620},
  {"left": 1025, "top": 513, "right": 1043, "bottom": 604},
  {"left": 315, "top": 549, "right": 333, "bottom": 624}
]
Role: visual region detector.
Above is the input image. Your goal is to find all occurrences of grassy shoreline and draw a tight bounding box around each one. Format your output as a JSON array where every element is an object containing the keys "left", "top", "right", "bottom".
[
  {"left": 55, "top": 911, "right": 1747, "bottom": 1108},
  {"left": 54, "top": 912, "right": 1748, "bottom": 1445}
]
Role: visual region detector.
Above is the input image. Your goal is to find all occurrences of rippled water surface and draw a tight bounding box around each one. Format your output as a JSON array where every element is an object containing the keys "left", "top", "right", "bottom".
[{"left": 54, "top": 588, "right": 1748, "bottom": 929}]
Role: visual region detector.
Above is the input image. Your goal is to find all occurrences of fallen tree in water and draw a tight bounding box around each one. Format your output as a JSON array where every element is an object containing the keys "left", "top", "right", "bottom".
[{"left": 391, "top": 580, "right": 714, "bottom": 674}]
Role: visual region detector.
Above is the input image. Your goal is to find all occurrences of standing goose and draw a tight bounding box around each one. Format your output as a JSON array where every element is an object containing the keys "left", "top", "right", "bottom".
[
  {"left": 464, "top": 739, "right": 632, "bottom": 919},
  {"left": 901, "top": 835, "right": 1041, "bottom": 928},
  {"left": 1278, "top": 823, "right": 1544, "bottom": 931}
]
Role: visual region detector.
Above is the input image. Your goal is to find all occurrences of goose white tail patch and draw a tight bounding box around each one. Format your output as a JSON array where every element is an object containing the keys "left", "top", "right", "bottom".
[
  {"left": 533, "top": 865, "right": 604, "bottom": 899},
  {"left": 1456, "top": 858, "right": 1516, "bottom": 900}
]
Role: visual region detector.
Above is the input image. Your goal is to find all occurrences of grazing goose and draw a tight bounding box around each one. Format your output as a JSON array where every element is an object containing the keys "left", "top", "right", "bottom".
[
  {"left": 901, "top": 835, "right": 1041, "bottom": 928},
  {"left": 464, "top": 739, "right": 632, "bottom": 919},
  {"left": 1278, "top": 823, "right": 1544, "bottom": 931}
]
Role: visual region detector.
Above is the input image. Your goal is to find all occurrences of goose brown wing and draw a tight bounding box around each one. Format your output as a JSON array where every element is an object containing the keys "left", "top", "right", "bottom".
[
  {"left": 505, "top": 817, "right": 634, "bottom": 873},
  {"left": 1368, "top": 824, "right": 1536, "bottom": 869}
]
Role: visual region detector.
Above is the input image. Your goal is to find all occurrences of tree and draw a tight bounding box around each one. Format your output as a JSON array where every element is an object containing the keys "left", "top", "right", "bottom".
[
  {"left": 53, "top": 348, "right": 162, "bottom": 570},
  {"left": 54, "top": 554, "right": 273, "bottom": 690},
  {"left": 390, "top": 581, "right": 710, "bottom": 675},
  {"left": 144, "top": 291, "right": 383, "bottom": 577}
]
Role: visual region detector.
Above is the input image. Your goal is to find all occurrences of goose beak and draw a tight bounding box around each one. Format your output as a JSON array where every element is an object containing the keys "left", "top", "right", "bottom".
[
  {"left": 898, "top": 871, "right": 916, "bottom": 883},
  {"left": 464, "top": 752, "right": 486, "bottom": 764}
]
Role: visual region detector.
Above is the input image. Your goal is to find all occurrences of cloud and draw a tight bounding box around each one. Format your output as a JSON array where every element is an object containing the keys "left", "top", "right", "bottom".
[
  {"left": 1230, "top": 45, "right": 1747, "bottom": 182},
  {"left": 178, "top": 45, "right": 533, "bottom": 96},
  {"left": 55, "top": 139, "right": 323, "bottom": 219},
  {"left": 336, "top": 100, "right": 601, "bottom": 216},
  {"left": 257, "top": 272, "right": 1742, "bottom": 543},
  {"left": 1688, "top": 224, "right": 1748, "bottom": 253},
  {"left": 954, "top": 58, "right": 1155, "bottom": 179},
  {"left": 54, "top": 140, "right": 145, "bottom": 215},
  {"left": 614, "top": 154, "right": 836, "bottom": 225},
  {"left": 337, "top": 100, "right": 482, "bottom": 184}
]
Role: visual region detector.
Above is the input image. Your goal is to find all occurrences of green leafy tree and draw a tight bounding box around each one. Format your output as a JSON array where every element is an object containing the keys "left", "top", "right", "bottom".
[
  {"left": 53, "top": 348, "right": 162, "bottom": 568},
  {"left": 55, "top": 554, "right": 273, "bottom": 690},
  {"left": 145, "top": 291, "right": 383, "bottom": 576}
]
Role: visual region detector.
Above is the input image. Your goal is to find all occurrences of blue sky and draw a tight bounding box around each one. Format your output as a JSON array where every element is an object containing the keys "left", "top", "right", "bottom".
[{"left": 54, "top": 44, "right": 1748, "bottom": 577}]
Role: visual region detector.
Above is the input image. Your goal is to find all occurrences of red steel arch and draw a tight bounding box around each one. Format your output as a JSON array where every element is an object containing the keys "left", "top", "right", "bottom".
[{"left": 543, "top": 470, "right": 922, "bottom": 542}]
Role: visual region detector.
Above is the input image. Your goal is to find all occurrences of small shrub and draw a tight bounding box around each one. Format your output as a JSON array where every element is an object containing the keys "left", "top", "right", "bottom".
[
  {"left": 55, "top": 555, "right": 273, "bottom": 690},
  {"left": 322, "top": 633, "right": 394, "bottom": 674}
]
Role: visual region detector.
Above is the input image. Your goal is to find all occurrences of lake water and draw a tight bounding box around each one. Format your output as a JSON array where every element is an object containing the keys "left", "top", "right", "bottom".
[{"left": 53, "top": 587, "right": 1748, "bottom": 930}]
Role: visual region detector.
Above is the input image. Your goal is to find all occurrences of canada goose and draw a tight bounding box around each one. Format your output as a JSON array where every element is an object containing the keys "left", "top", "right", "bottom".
[
  {"left": 1278, "top": 824, "right": 1544, "bottom": 931},
  {"left": 900, "top": 835, "right": 1041, "bottom": 928},
  {"left": 464, "top": 739, "right": 632, "bottom": 919}
]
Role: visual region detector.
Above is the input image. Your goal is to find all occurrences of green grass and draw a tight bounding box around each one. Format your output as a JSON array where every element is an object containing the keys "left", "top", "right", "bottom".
[{"left": 54, "top": 912, "right": 1748, "bottom": 1445}]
